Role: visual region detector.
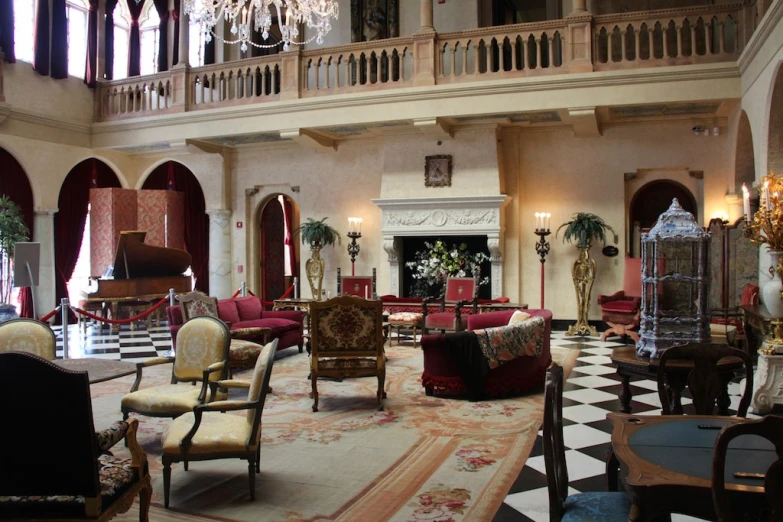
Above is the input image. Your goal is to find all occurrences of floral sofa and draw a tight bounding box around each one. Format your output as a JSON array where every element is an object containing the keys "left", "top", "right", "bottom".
[
  {"left": 166, "top": 295, "right": 304, "bottom": 352},
  {"left": 420, "top": 309, "right": 552, "bottom": 399}
]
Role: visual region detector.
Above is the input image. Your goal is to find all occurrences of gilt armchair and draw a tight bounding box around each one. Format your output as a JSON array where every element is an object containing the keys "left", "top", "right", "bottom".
[
  {"left": 161, "top": 338, "right": 278, "bottom": 507},
  {"left": 121, "top": 315, "right": 230, "bottom": 421},
  {"left": 421, "top": 275, "right": 480, "bottom": 335},
  {"left": 0, "top": 351, "right": 152, "bottom": 521},
  {"left": 309, "top": 296, "right": 386, "bottom": 412},
  {"left": 0, "top": 318, "right": 56, "bottom": 359},
  {"left": 598, "top": 256, "right": 642, "bottom": 342}
]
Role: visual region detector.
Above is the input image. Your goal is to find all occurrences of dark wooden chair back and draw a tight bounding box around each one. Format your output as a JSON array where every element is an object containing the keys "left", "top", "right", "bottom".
[
  {"left": 712, "top": 415, "right": 783, "bottom": 522},
  {"left": 657, "top": 342, "right": 753, "bottom": 417},
  {"left": 0, "top": 352, "right": 101, "bottom": 498},
  {"left": 543, "top": 363, "right": 568, "bottom": 521}
]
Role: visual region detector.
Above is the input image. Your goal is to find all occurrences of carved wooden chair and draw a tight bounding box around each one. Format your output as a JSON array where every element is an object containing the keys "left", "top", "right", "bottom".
[
  {"left": 597, "top": 257, "right": 642, "bottom": 342},
  {"left": 0, "top": 318, "right": 56, "bottom": 360},
  {"left": 308, "top": 295, "right": 385, "bottom": 412},
  {"left": 421, "top": 275, "right": 480, "bottom": 335},
  {"left": 544, "top": 363, "right": 631, "bottom": 521},
  {"left": 656, "top": 342, "right": 753, "bottom": 417},
  {"left": 178, "top": 290, "right": 219, "bottom": 321},
  {"left": 121, "top": 315, "right": 230, "bottom": 421},
  {"left": 0, "top": 351, "right": 152, "bottom": 521},
  {"left": 712, "top": 415, "right": 783, "bottom": 522},
  {"left": 161, "top": 338, "right": 278, "bottom": 507},
  {"left": 337, "top": 267, "right": 377, "bottom": 299}
]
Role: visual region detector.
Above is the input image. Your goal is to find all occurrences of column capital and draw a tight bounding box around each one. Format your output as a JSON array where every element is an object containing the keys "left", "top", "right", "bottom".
[
  {"left": 34, "top": 209, "right": 58, "bottom": 216},
  {"left": 206, "top": 208, "right": 231, "bottom": 218}
]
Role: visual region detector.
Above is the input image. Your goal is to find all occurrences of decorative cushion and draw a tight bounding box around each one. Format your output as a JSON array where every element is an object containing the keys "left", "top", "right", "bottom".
[
  {"left": 121, "top": 384, "right": 226, "bottom": 416},
  {"left": 217, "top": 299, "right": 241, "bottom": 324},
  {"left": 229, "top": 340, "right": 262, "bottom": 365},
  {"left": 388, "top": 312, "right": 423, "bottom": 325},
  {"left": 162, "top": 411, "right": 252, "bottom": 456},
  {"left": 561, "top": 492, "right": 632, "bottom": 522},
  {"left": 318, "top": 357, "right": 379, "bottom": 370},
  {"left": 184, "top": 300, "right": 218, "bottom": 320},
  {"left": 507, "top": 310, "right": 531, "bottom": 325},
  {"left": 474, "top": 316, "right": 545, "bottom": 369},
  {"left": 234, "top": 296, "right": 263, "bottom": 321},
  {"left": 425, "top": 312, "right": 466, "bottom": 330}
]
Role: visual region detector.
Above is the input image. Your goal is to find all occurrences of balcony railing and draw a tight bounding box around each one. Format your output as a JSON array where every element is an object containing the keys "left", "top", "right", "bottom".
[{"left": 93, "top": 3, "right": 750, "bottom": 123}]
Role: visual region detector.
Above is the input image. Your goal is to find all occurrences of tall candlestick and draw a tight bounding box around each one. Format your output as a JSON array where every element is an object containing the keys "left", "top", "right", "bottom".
[
  {"left": 742, "top": 184, "right": 750, "bottom": 221},
  {"left": 544, "top": 212, "right": 551, "bottom": 232}
]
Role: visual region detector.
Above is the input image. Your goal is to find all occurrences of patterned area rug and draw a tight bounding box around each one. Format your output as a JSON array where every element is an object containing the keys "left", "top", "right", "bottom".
[{"left": 102, "top": 344, "right": 578, "bottom": 522}]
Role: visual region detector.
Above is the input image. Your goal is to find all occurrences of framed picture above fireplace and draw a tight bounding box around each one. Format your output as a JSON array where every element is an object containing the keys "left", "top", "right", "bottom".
[{"left": 424, "top": 155, "right": 452, "bottom": 187}]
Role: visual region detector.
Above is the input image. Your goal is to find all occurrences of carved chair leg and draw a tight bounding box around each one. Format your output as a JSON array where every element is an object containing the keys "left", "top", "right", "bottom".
[
  {"left": 311, "top": 371, "right": 319, "bottom": 412},
  {"left": 138, "top": 477, "right": 152, "bottom": 522},
  {"left": 606, "top": 449, "right": 620, "bottom": 491},
  {"left": 248, "top": 460, "right": 256, "bottom": 501},
  {"left": 163, "top": 461, "right": 172, "bottom": 508},
  {"left": 256, "top": 444, "right": 261, "bottom": 473}
]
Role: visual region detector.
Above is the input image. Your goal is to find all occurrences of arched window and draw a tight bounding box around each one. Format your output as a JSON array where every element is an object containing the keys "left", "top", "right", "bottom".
[
  {"left": 66, "top": 0, "right": 90, "bottom": 78},
  {"left": 113, "top": 2, "right": 131, "bottom": 80},
  {"left": 13, "top": 0, "right": 35, "bottom": 63},
  {"left": 189, "top": 23, "right": 206, "bottom": 66},
  {"left": 139, "top": 2, "right": 161, "bottom": 75}
]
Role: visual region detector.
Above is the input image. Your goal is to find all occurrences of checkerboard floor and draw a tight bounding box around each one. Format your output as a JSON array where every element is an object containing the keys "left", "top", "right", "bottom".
[{"left": 50, "top": 324, "right": 753, "bottom": 521}]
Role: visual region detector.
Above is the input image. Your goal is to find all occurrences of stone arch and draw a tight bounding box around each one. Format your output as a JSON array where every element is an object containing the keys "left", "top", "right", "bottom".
[
  {"left": 768, "top": 63, "right": 783, "bottom": 175},
  {"left": 735, "top": 110, "right": 755, "bottom": 192},
  {"left": 628, "top": 180, "right": 697, "bottom": 256}
]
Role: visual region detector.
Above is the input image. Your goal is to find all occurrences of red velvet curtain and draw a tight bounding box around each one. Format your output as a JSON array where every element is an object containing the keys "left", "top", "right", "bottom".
[
  {"left": 142, "top": 162, "right": 209, "bottom": 293},
  {"left": 0, "top": 0, "right": 15, "bottom": 63},
  {"left": 50, "top": 0, "right": 67, "bottom": 79},
  {"left": 33, "top": 0, "right": 50, "bottom": 75},
  {"left": 127, "top": 0, "right": 144, "bottom": 77},
  {"left": 54, "top": 160, "right": 120, "bottom": 324},
  {"left": 282, "top": 197, "right": 297, "bottom": 277},
  {"left": 83, "top": 0, "right": 99, "bottom": 86},
  {"left": 104, "top": 0, "right": 118, "bottom": 80},
  {"left": 0, "top": 148, "right": 34, "bottom": 317},
  {"left": 172, "top": 0, "right": 180, "bottom": 66},
  {"left": 153, "top": 0, "right": 169, "bottom": 72}
]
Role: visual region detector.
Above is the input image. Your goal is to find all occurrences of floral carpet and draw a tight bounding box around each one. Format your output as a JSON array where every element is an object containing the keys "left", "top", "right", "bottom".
[{"left": 103, "top": 344, "right": 578, "bottom": 522}]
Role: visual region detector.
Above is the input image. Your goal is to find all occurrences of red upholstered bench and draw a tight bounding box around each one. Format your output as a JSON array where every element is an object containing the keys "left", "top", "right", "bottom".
[{"left": 421, "top": 309, "right": 552, "bottom": 398}]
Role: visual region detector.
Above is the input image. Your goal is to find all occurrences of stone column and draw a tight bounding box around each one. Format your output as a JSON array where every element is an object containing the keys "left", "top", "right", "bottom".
[
  {"left": 177, "top": 8, "right": 190, "bottom": 66},
  {"left": 207, "top": 209, "right": 232, "bottom": 299},
  {"left": 34, "top": 210, "right": 57, "bottom": 319},
  {"left": 420, "top": 0, "right": 434, "bottom": 32},
  {"left": 571, "top": 0, "right": 587, "bottom": 14}
]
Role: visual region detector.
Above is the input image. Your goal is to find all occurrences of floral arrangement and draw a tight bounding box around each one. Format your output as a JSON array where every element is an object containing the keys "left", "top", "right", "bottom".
[
  {"left": 405, "top": 240, "right": 489, "bottom": 298},
  {"left": 744, "top": 173, "right": 783, "bottom": 251}
]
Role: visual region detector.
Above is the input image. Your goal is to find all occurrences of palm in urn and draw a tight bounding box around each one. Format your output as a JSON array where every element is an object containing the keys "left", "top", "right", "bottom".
[
  {"left": 295, "top": 217, "right": 341, "bottom": 300},
  {"left": 557, "top": 213, "right": 615, "bottom": 336}
]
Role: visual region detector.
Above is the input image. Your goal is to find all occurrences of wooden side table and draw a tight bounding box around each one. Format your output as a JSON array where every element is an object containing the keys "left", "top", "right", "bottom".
[{"left": 610, "top": 346, "right": 743, "bottom": 414}]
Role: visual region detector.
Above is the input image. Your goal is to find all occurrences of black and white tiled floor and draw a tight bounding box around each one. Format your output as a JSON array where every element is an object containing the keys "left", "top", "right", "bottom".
[{"left": 50, "top": 323, "right": 752, "bottom": 522}]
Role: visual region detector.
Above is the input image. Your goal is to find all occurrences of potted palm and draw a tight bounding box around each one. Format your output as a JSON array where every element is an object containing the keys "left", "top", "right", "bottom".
[
  {"left": 557, "top": 212, "right": 615, "bottom": 336},
  {"left": 294, "top": 217, "right": 341, "bottom": 299},
  {"left": 0, "top": 196, "right": 30, "bottom": 322}
]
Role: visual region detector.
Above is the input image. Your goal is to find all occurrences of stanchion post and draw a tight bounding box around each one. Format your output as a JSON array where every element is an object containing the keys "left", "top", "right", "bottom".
[
  {"left": 293, "top": 277, "right": 299, "bottom": 299},
  {"left": 169, "top": 288, "right": 176, "bottom": 307},
  {"left": 60, "top": 298, "right": 70, "bottom": 360},
  {"left": 241, "top": 281, "right": 247, "bottom": 297}
]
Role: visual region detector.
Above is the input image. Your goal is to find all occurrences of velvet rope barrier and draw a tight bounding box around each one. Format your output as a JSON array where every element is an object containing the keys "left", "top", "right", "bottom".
[
  {"left": 71, "top": 296, "right": 169, "bottom": 325},
  {"left": 39, "top": 306, "right": 61, "bottom": 323},
  {"left": 260, "top": 284, "right": 294, "bottom": 307},
  {"left": 231, "top": 289, "right": 241, "bottom": 298}
]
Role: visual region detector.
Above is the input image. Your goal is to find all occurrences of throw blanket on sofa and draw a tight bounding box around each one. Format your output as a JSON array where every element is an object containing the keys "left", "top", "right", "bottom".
[{"left": 473, "top": 316, "right": 546, "bottom": 369}]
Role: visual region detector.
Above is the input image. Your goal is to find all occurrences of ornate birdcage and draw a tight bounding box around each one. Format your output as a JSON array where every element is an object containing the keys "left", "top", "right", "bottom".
[{"left": 637, "top": 199, "right": 711, "bottom": 358}]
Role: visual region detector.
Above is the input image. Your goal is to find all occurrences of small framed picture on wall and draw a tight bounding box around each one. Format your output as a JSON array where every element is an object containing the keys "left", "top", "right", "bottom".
[{"left": 424, "top": 155, "right": 452, "bottom": 187}]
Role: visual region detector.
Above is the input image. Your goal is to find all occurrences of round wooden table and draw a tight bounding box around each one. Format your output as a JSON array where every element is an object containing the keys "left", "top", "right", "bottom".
[{"left": 610, "top": 346, "right": 744, "bottom": 414}]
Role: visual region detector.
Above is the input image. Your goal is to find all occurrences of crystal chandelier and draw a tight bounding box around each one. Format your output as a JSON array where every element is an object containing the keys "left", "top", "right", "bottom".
[{"left": 184, "top": 0, "right": 339, "bottom": 53}]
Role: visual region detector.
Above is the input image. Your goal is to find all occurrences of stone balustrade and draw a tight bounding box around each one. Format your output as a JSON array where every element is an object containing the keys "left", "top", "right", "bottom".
[{"left": 94, "top": 3, "right": 752, "bottom": 122}]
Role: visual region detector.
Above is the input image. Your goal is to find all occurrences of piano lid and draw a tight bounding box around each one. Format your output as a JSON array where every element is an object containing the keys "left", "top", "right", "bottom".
[{"left": 112, "top": 231, "right": 192, "bottom": 279}]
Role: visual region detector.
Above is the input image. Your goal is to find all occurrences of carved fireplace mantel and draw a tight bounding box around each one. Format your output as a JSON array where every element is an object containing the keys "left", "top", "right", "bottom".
[{"left": 372, "top": 195, "right": 510, "bottom": 298}]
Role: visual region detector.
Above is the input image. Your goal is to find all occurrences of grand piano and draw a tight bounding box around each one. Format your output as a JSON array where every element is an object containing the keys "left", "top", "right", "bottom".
[{"left": 84, "top": 231, "right": 193, "bottom": 330}]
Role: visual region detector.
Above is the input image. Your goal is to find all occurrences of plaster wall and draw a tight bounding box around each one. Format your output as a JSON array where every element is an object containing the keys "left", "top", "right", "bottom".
[
  {"left": 3, "top": 62, "right": 94, "bottom": 125},
  {"left": 509, "top": 122, "right": 732, "bottom": 321}
]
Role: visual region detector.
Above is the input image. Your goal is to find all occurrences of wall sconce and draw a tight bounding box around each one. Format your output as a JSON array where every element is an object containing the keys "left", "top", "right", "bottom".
[
  {"left": 347, "top": 217, "right": 363, "bottom": 275},
  {"left": 534, "top": 212, "right": 551, "bottom": 309}
]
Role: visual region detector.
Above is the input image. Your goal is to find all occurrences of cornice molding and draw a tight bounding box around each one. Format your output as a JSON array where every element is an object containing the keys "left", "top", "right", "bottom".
[
  {"left": 737, "top": 0, "right": 783, "bottom": 80},
  {"left": 9, "top": 107, "right": 92, "bottom": 135},
  {"left": 92, "top": 63, "right": 740, "bottom": 138}
]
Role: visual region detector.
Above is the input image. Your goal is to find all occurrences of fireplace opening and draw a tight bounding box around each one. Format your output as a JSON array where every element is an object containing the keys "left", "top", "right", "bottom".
[{"left": 400, "top": 235, "right": 492, "bottom": 299}]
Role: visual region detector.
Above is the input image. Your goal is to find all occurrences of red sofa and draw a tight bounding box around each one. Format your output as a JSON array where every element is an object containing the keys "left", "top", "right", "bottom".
[
  {"left": 380, "top": 295, "right": 510, "bottom": 315},
  {"left": 166, "top": 295, "right": 304, "bottom": 352},
  {"left": 421, "top": 309, "right": 552, "bottom": 398}
]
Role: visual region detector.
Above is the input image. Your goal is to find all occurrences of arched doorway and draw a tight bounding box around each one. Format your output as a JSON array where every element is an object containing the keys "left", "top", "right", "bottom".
[
  {"left": 142, "top": 161, "right": 209, "bottom": 293},
  {"left": 0, "top": 147, "right": 35, "bottom": 317},
  {"left": 768, "top": 64, "right": 783, "bottom": 175},
  {"left": 257, "top": 194, "right": 298, "bottom": 304},
  {"left": 735, "top": 110, "right": 756, "bottom": 192},
  {"left": 55, "top": 159, "right": 121, "bottom": 323},
  {"left": 629, "top": 180, "right": 698, "bottom": 255}
]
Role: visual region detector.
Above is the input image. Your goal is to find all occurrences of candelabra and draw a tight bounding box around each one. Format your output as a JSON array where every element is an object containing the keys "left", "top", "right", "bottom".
[
  {"left": 347, "top": 217, "right": 362, "bottom": 276},
  {"left": 534, "top": 212, "right": 552, "bottom": 309}
]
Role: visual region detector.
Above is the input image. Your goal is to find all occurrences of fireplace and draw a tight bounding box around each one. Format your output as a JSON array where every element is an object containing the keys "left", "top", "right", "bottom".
[{"left": 372, "top": 195, "right": 510, "bottom": 299}]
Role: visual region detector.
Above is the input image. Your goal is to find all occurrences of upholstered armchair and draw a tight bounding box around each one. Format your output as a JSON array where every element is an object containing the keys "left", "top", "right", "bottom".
[
  {"left": 0, "top": 318, "right": 56, "bottom": 359},
  {"left": 309, "top": 296, "right": 386, "bottom": 412},
  {"left": 421, "top": 275, "right": 480, "bottom": 335},
  {"left": 161, "top": 339, "right": 278, "bottom": 507},
  {"left": 597, "top": 257, "right": 642, "bottom": 342},
  {"left": 0, "top": 351, "right": 152, "bottom": 521},
  {"left": 122, "top": 315, "right": 231, "bottom": 421}
]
